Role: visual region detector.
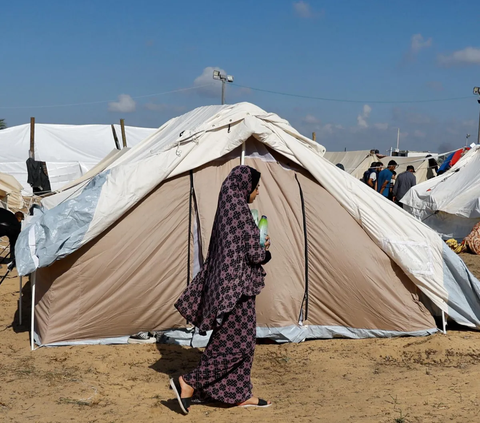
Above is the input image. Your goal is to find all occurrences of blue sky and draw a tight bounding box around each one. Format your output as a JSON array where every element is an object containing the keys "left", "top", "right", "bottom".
[{"left": 2, "top": 0, "right": 480, "bottom": 154}]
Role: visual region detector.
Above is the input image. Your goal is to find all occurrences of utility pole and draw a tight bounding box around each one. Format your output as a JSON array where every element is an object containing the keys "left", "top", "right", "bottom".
[
  {"left": 473, "top": 87, "right": 480, "bottom": 144},
  {"left": 213, "top": 70, "right": 234, "bottom": 105}
]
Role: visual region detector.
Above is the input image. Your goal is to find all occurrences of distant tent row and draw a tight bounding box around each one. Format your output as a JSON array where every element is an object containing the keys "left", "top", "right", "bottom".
[
  {"left": 402, "top": 145, "right": 480, "bottom": 240},
  {"left": 15, "top": 103, "right": 480, "bottom": 347},
  {"left": 324, "top": 151, "right": 435, "bottom": 184},
  {"left": 0, "top": 123, "right": 156, "bottom": 194}
]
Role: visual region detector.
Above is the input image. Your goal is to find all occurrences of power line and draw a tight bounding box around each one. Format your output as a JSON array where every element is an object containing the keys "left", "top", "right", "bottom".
[
  {"left": 0, "top": 84, "right": 215, "bottom": 110},
  {"left": 232, "top": 83, "right": 472, "bottom": 104}
]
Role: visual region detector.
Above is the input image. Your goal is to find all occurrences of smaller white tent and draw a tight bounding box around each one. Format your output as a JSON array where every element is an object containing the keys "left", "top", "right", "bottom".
[
  {"left": 324, "top": 150, "right": 376, "bottom": 178},
  {"left": 402, "top": 145, "right": 480, "bottom": 240},
  {"left": 0, "top": 123, "right": 156, "bottom": 193}
]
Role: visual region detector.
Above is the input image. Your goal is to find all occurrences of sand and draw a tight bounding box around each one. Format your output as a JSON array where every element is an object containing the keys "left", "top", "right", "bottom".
[{"left": 2, "top": 254, "right": 480, "bottom": 422}]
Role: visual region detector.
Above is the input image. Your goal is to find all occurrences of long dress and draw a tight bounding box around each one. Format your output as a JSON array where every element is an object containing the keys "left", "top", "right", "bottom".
[{"left": 174, "top": 165, "right": 269, "bottom": 404}]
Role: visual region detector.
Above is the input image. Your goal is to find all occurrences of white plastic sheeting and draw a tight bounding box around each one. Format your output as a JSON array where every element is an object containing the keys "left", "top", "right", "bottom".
[
  {"left": 402, "top": 145, "right": 480, "bottom": 239},
  {"left": 0, "top": 123, "right": 156, "bottom": 193}
]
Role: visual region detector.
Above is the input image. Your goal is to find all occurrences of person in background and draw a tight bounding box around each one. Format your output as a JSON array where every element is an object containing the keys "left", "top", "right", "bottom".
[
  {"left": 335, "top": 163, "right": 345, "bottom": 171},
  {"left": 426, "top": 154, "right": 438, "bottom": 180},
  {"left": 377, "top": 160, "right": 397, "bottom": 198},
  {"left": 388, "top": 170, "right": 397, "bottom": 201},
  {"left": 0, "top": 209, "right": 24, "bottom": 267},
  {"left": 393, "top": 165, "right": 416, "bottom": 208},
  {"left": 363, "top": 162, "right": 378, "bottom": 189}
]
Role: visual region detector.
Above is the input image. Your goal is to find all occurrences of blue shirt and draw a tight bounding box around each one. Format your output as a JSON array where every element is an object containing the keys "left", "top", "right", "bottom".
[{"left": 377, "top": 169, "right": 393, "bottom": 197}]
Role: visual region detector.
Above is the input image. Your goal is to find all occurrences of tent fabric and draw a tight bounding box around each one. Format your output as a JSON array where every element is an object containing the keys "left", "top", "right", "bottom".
[
  {"left": 0, "top": 123, "right": 156, "bottom": 193},
  {"left": 13, "top": 102, "right": 480, "bottom": 344},
  {"left": 323, "top": 150, "right": 376, "bottom": 178},
  {"left": 32, "top": 144, "right": 436, "bottom": 345},
  {"left": 402, "top": 145, "right": 480, "bottom": 240},
  {"left": 324, "top": 152, "right": 431, "bottom": 183},
  {"left": 41, "top": 148, "right": 131, "bottom": 210},
  {"left": 0, "top": 172, "right": 24, "bottom": 210}
]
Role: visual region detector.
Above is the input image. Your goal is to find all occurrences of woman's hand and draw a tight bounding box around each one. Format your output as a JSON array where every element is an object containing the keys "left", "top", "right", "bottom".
[{"left": 265, "top": 235, "right": 271, "bottom": 251}]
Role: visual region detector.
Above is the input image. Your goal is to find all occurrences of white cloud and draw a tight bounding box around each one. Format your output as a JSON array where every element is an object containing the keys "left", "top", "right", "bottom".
[
  {"left": 293, "top": 1, "right": 323, "bottom": 18},
  {"left": 357, "top": 104, "right": 371, "bottom": 128},
  {"left": 438, "top": 47, "right": 480, "bottom": 66},
  {"left": 108, "top": 94, "right": 136, "bottom": 113},
  {"left": 302, "top": 114, "right": 320, "bottom": 124},
  {"left": 193, "top": 66, "right": 224, "bottom": 98},
  {"left": 374, "top": 123, "right": 389, "bottom": 130},
  {"left": 293, "top": 1, "right": 313, "bottom": 18},
  {"left": 413, "top": 130, "right": 426, "bottom": 138},
  {"left": 411, "top": 34, "right": 432, "bottom": 54}
]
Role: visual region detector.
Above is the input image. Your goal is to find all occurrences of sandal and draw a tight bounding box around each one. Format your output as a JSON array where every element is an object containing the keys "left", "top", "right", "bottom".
[
  {"left": 169, "top": 378, "right": 192, "bottom": 415},
  {"left": 239, "top": 398, "right": 272, "bottom": 408}
]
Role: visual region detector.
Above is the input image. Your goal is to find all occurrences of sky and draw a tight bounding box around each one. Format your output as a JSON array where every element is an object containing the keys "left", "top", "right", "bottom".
[{"left": 2, "top": 0, "right": 480, "bottom": 154}]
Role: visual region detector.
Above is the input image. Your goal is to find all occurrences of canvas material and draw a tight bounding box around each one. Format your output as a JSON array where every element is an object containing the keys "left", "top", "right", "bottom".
[{"left": 15, "top": 102, "right": 480, "bottom": 333}]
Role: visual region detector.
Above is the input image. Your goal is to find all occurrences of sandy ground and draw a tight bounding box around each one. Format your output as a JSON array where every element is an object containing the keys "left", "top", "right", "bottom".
[{"left": 2, "top": 254, "right": 480, "bottom": 422}]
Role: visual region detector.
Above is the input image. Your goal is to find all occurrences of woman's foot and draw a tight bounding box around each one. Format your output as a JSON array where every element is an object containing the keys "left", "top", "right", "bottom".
[
  {"left": 170, "top": 376, "right": 194, "bottom": 414},
  {"left": 237, "top": 397, "right": 272, "bottom": 408},
  {"left": 179, "top": 376, "right": 194, "bottom": 399}
]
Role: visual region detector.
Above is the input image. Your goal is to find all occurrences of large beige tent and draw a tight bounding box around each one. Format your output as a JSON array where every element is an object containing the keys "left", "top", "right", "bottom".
[{"left": 16, "top": 103, "right": 480, "bottom": 347}]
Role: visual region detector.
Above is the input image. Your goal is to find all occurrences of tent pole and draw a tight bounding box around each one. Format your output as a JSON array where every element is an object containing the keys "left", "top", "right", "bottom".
[
  {"left": 19, "top": 276, "right": 22, "bottom": 326},
  {"left": 29, "top": 117, "right": 35, "bottom": 160},
  {"left": 442, "top": 311, "right": 447, "bottom": 334},
  {"left": 120, "top": 119, "right": 127, "bottom": 148},
  {"left": 241, "top": 142, "right": 245, "bottom": 165},
  {"left": 30, "top": 271, "right": 36, "bottom": 351}
]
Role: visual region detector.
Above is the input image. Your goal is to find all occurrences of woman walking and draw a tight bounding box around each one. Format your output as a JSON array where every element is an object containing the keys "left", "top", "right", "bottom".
[{"left": 171, "top": 165, "right": 272, "bottom": 414}]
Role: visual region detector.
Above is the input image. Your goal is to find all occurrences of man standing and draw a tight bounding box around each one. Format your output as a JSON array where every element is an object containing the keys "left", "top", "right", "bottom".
[
  {"left": 392, "top": 165, "right": 416, "bottom": 208},
  {"left": 377, "top": 160, "right": 397, "bottom": 198}
]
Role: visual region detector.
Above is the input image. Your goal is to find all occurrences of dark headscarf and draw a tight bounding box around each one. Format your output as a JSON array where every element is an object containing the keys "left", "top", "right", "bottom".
[
  {"left": 248, "top": 166, "right": 261, "bottom": 197},
  {"left": 175, "top": 165, "right": 267, "bottom": 331}
]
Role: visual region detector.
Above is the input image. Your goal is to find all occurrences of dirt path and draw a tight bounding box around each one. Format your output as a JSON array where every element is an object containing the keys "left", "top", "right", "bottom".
[{"left": 2, "top": 255, "right": 480, "bottom": 422}]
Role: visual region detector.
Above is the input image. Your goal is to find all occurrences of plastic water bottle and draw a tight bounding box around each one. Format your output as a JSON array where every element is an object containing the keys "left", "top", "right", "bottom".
[{"left": 259, "top": 215, "right": 268, "bottom": 247}]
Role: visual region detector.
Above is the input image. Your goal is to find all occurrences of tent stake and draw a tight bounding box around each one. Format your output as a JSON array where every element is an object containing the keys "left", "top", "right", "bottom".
[
  {"left": 30, "top": 271, "right": 36, "bottom": 351},
  {"left": 442, "top": 311, "right": 447, "bottom": 334},
  {"left": 241, "top": 142, "right": 245, "bottom": 165}
]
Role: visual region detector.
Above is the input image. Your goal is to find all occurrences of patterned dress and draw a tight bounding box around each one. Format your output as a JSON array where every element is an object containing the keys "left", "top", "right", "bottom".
[{"left": 175, "top": 165, "right": 269, "bottom": 404}]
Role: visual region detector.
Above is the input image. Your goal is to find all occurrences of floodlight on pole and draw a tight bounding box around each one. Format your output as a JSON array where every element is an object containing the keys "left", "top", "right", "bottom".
[
  {"left": 212, "top": 69, "right": 234, "bottom": 105},
  {"left": 474, "top": 87, "right": 480, "bottom": 144}
]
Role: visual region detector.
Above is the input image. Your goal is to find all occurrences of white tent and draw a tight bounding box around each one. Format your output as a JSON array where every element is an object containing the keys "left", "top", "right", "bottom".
[
  {"left": 402, "top": 145, "right": 480, "bottom": 240},
  {"left": 14, "top": 103, "right": 480, "bottom": 346},
  {"left": 324, "top": 150, "right": 376, "bottom": 178},
  {"left": 0, "top": 123, "right": 156, "bottom": 193}
]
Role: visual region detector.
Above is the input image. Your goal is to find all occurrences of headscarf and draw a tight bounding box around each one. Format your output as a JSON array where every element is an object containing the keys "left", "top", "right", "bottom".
[
  {"left": 249, "top": 167, "right": 261, "bottom": 197},
  {"left": 174, "top": 165, "right": 267, "bottom": 331}
]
